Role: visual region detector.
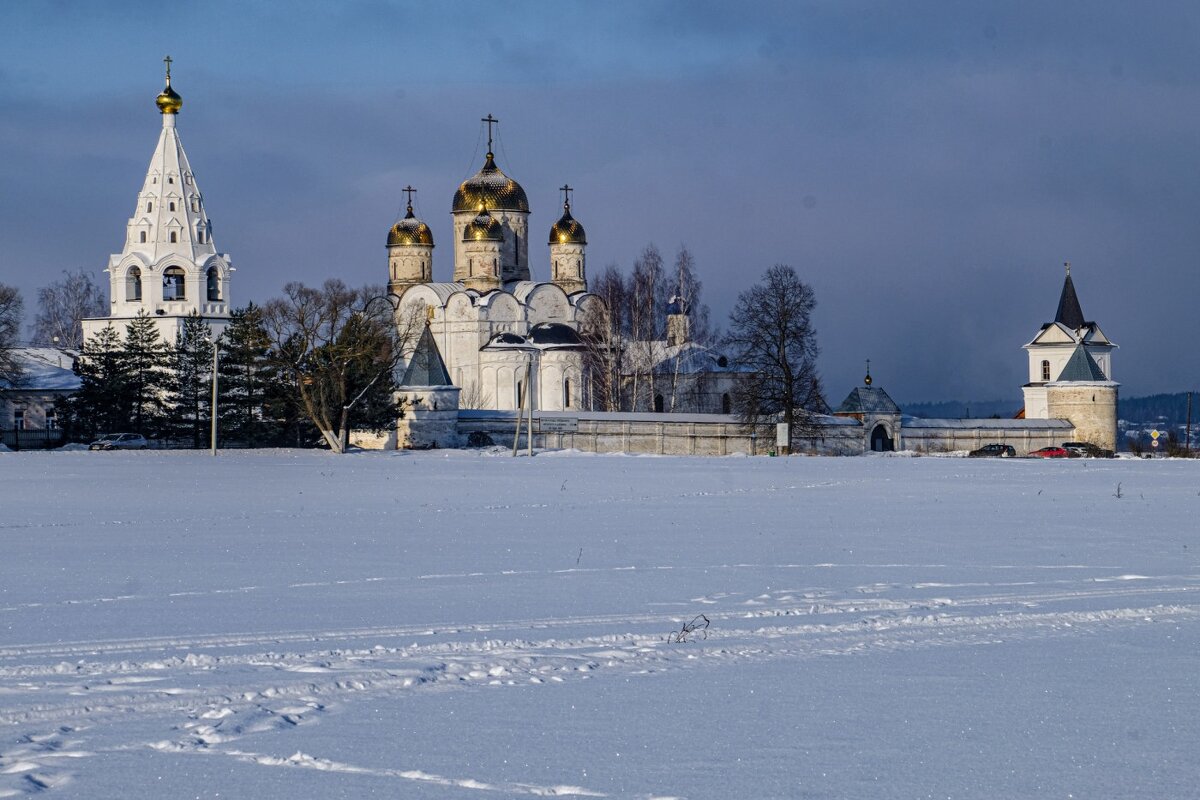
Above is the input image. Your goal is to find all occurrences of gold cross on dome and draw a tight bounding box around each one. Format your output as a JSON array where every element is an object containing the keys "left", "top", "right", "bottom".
[
  {"left": 481, "top": 114, "right": 499, "bottom": 151},
  {"left": 403, "top": 185, "right": 416, "bottom": 209},
  {"left": 560, "top": 184, "right": 573, "bottom": 208},
  {"left": 163, "top": 55, "right": 173, "bottom": 81}
]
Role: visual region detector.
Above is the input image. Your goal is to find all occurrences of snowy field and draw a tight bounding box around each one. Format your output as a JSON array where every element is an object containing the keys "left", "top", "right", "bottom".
[{"left": 1, "top": 449, "right": 1198, "bottom": 799}]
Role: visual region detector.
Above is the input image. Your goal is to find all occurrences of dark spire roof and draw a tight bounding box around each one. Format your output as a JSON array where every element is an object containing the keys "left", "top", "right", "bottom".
[
  {"left": 400, "top": 325, "right": 451, "bottom": 387},
  {"left": 1055, "top": 343, "right": 1107, "bottom": 381},
  {"left": 1054, "top": 273, "right": 1086, "bottom": 330},
  {"left": 834, "top": 386, "right": 901, "bottom": 415}
]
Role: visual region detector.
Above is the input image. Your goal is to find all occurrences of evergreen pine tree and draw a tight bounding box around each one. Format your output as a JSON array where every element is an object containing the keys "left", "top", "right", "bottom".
[
  {"left": 122, "top": 311, "right": 171, "bottom": 437},
  {"left": 217, "top": 303, "right": 281, "bottom": 446},
  {"left": 67, "top": 324, "right": 128, "bottom": 439},
  {"left": 169, "top": 312, "right": 215, "bottom": 448}
]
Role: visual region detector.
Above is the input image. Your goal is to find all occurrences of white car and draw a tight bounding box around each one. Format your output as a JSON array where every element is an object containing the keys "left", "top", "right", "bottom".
[{"left": 88, "top": 433, "right": 149, "bottom": 451}]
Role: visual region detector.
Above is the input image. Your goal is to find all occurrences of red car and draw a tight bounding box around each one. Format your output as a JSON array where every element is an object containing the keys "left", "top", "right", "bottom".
[{"left": 1030, "top": 446, "right": 1069, "bottom": 458}]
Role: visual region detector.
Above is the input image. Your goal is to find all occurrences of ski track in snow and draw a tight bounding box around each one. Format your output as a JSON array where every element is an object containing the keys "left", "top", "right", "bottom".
[
  {"left": 2, "top": 571, "right": 1197, "bottom": 797},
  {"left": 3, "top": 452, "right": 1199, "bottom": 796}
]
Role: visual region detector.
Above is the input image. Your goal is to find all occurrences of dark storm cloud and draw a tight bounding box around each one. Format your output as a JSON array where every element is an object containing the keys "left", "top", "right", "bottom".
[{"left": 2, "top": 1, "right": 1199, "bottom": 404}]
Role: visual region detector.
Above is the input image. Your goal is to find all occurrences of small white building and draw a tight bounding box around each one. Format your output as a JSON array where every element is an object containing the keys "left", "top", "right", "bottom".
[
  {"left": 0, "top": 347, "right": 79, "bottom": 449},
  {"left": 81, "top": 60, "right": 234, "bottom": 345}
]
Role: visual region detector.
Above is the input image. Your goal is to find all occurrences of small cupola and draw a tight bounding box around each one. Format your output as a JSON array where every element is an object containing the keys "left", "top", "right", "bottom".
[
  {"left": 548, "top": 200, "right": 586, "bottom": 245},
  {"left": 463, "top": 207, "right": 504, "bottom": 242},
  {"left": 155, "top": 55, "right": 183, "bottom": 115}
]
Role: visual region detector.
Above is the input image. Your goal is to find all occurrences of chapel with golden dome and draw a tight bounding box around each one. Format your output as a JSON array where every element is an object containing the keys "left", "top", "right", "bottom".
[{"left": 383, "top": 116, "right": 602, "bottom": 433}]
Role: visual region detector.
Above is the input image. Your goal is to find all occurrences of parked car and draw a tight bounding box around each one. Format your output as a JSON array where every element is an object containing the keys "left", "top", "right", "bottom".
[
  {"left": 1030, "top": 446, "right": 1069, "bottom": 458},
  {"left": 1061, "top": 441, "right": 1115, "bottom": 458},
  {"left": 969, "top": 443, "right": 1016, "bottom": 458},
  {"left": 89, "top": 433, "right": 149, "bottom": 451}
]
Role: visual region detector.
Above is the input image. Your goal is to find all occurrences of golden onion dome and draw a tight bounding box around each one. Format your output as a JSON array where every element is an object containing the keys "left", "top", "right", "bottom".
[
  {"left": 156, "top": 79, "right": 182, "bottom": 115},
  {"left": 452, "top": 152, "right": 529, "bottom": 213},
  {"left": 463, "top": 207, "right": 504, "bottom": 242},
  {"left": 548, "top": 202, "right": 587, "bottom": 245},
  {"left": 388, "top": 205, "right": 434, "bottom": 247}
]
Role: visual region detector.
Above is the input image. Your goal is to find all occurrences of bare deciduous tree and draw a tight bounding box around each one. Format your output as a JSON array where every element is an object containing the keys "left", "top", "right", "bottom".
[
  {"left": 724, "top": 264, "right": 826, "bottom": 441},
  {"left": 627, "top": 245, "right": 668, "bottom": 411},
  {"left": 580, "top": 265, "right": 627, "bottom": 412},
  {"left": 262, "top": 280, "right": 422, "bottom": 453},
  {"left": 31, "top": 269, "right": 107, "bottom": 349}
]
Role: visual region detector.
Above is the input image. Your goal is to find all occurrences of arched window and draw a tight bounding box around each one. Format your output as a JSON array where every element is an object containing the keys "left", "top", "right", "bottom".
[
  {"left": 163, "top": 266, "right": 185, "bottom": 300},
  {"left": 516, "top": 379, "right": 524, "bottom": 410},
  {"left": 654, "top": 394, "right": 664, "bottom": 413},
  {"left": 722, "top": 393, "right": 731, "bottom": 414},
  {"left": 147, "top": 201, "right": 153, "bottom": 212},
  {"left": 206, "top": 267, "right": 220, "bottom": 301},
  {"left": 197, "top": 228, "right": 204, "bottom": 244},
  {"left": 169, "top": 201, "right": 175, "bottom": 212},
  {"left": 139, "top": 231, "right": 147, "bottom": 243},
  {"left": 169, "top": 231, "right": 178, "bottom": 243},
  {"left": 1041, "top": 360, "right": 1051, "bottom": 381},
  {"left": 126, "top": 266, "right": 142, "bottom": 301},
  {"left": 563, "top": 378, "right": 571, "bottom": 409}
]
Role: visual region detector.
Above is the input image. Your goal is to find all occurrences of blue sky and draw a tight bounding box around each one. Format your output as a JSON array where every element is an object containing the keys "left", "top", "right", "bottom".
[{"left": 3, "top": 1, "right": 1199, "bottom": 404}]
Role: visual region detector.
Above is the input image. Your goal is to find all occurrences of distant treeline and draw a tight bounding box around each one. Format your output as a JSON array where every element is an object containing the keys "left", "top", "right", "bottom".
[
  {"left": 1115, "top": 393, "right": 1199, "bottom": 425},
  {"left": 902, "top": 392, "right": 1199, "bottom": 425},
  {"left": 901, "top": 399, "right": 1020, "bottom": 419}
]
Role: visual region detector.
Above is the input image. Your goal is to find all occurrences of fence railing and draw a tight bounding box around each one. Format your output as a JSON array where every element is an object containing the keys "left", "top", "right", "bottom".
[{"left": 1, "top": 428, "right": 67, "bottom": 451}]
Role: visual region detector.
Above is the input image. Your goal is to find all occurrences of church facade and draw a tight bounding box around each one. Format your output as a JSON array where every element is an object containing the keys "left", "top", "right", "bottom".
[
  {"left": 82, "top": 60, "right": 234, "bottom": 345},
  {"left": 385, "top": 120, "right": 602, "bottom": 428}
]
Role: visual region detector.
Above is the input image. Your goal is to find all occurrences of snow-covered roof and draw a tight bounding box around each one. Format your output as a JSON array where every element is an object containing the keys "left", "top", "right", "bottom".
[
  {"left": 650, "top": 342, "right": 746, "bottom": 375},
  {"left": 0, "top": 347, "right": 80, "bottom": 391}
]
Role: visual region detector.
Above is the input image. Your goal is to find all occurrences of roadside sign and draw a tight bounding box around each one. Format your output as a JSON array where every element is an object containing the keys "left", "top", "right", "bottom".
[
  {"left": 1151, "top": 430, "right": 1161, "bottom": 440},
  {"left": 539, "top": 417, "right": 578, "bottom": 433},
  {"left": 776, "top": 423, "right": 790, "bottom": 448},
  {"left": 1152, "top": 439, "right": 1160, "bottom": 448}
]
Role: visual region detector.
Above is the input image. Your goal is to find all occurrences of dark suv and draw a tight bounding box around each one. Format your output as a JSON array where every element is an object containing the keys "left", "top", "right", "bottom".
[{"left": 969, "top": 443, "right": 1016, "bottom": 458}]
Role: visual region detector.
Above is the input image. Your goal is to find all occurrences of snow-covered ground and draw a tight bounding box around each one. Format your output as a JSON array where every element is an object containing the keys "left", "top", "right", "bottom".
[{"left": 1, "top": 449, "right": 1197, "bottom": 798}]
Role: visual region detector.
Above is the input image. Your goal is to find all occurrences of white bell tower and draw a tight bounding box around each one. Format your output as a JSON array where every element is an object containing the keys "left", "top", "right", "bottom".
[{"left": 83, "top": 57, "right": 234, "bottom": 344}]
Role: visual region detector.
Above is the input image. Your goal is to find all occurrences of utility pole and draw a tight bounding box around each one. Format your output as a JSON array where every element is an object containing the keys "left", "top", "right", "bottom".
[
  {"left": 527, "top": 355, "right": 534, "bottom": 458},
  {"left": 511, "top": 353, "right": 535, "bottom": 457},
  {"left": 210, "top": 341, "right": 218, "bottom": 456}
]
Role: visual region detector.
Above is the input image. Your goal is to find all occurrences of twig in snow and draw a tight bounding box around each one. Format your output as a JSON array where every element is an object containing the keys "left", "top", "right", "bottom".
[{"left": 666, "top": 614, "right": 710, "bottom": 643}]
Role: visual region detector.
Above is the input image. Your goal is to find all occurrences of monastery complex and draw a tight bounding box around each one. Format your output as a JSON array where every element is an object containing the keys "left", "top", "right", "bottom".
[{"left": 7, "top": 63, "right": 1121, "bottom": 455}]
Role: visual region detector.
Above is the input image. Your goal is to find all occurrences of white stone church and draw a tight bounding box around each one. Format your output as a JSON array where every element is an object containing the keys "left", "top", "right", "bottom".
[{"left": 385, "top": 118, "right": 603, "bottom": 421}]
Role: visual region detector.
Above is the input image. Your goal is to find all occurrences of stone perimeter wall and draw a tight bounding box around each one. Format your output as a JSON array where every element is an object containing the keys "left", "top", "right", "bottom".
[
  {"left": 900, "top": 426, "right": 1071, "bottom": 455},
  {"left": 352, "top": 412, "right": 1082, "bottom": 456},
  {"left": 457, "top": 413, "right": 779, "bottom": 456}
]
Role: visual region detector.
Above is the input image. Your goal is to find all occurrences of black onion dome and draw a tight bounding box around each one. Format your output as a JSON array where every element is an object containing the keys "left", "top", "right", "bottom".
[
  {"left": 463, "top": 208, "right": 504, "bottom": 242},
  {"left": 387, "top": 206, "right": 434, "bottom": 247},
  {"left": 529, "top": 322, "right": 583, "bottom": 346},
  {"left": 453, "top": 152, "right": 530, "bottom": 213},
  {"left": 548, "top": 203, "right": 586, "bottom": 245}
]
